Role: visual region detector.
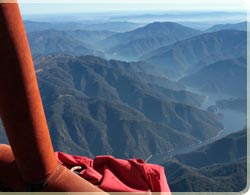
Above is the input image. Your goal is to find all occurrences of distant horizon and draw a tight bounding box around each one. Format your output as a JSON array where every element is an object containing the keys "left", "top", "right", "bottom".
[
  {"left": 21, "top": 9, "right": 247, "bottom": 17},
  {"left": 19, "top": 0, "right": 248, "bottom": 16},
  {"left": 20, "top": 9, "right": 247, "bottom": 26}
]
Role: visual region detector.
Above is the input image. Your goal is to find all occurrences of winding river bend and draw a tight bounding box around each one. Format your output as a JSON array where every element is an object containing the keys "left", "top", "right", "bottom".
[{"left": 149, "top": 93, "right": 246, "bottom": 164}]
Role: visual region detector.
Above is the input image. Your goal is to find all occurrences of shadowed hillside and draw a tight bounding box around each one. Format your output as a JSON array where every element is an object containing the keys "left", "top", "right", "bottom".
[
  {"left": 163, "top": 129, "right": 247, "bottom": 192},
  {"left": 32, "top": 55, "right": 223, "bottom": 158}
]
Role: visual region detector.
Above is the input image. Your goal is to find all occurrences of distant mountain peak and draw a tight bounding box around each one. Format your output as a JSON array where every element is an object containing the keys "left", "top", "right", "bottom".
[
  {"left": 102, "top": 21, "right": 200, "bottom": 61},
  {"left": 206, "top": 21, "right": 248, "bottom": 32}
]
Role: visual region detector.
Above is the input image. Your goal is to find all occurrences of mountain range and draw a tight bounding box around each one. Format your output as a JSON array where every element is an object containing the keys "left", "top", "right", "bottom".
[
  {"left": 206, "top": 21, "right": 248, "bottom": 32},
  {"left": 27, "top": 29, "right": 117, "bottom": 57},
  {"left": 0, "top": 15, "right": 246, "bottom": 193},
  {"left": 24, "top": 20, "right": 144, "bottom": 33},
  {"left": 164, "top": 129, "right": 247, "bottom": 192},
  {"left": 142, "top": 30, "right": 247, "bottom": 79},
  {"left": 32, "top": 55, "right": 223, "bottom": 159},
  {"left": 101, "top": 22, "right": 200, "bottom": 60},
  {"left": 109, "top": 12, "right": 246, "bottom": 25},
  {"left": 179, "top": 57, "right": 247, "bottom": 98}
]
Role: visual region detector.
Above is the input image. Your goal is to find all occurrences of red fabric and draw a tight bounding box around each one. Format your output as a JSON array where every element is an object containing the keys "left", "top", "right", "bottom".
[{"left": 55, "top": 152, "right": 171, "bottom": 194}]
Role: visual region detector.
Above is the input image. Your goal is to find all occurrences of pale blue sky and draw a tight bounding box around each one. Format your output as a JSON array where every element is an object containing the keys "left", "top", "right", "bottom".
[{"left": 19, "top": 0, "right": 248, "bottom": 15}]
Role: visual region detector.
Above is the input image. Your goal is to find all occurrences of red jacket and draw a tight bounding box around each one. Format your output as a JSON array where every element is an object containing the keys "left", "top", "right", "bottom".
[{"left": 55, "top": 152, "right": 171, "bottom": 194}]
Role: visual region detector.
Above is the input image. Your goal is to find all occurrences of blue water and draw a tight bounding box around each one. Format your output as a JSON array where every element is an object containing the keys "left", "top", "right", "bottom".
[{"left": 148, "top": 91, "right": 246, "bottom": 164}]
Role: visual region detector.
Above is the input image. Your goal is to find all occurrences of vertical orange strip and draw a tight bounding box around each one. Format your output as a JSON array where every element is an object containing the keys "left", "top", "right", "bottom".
[
  {"left": 0, "top": 3, "right": 106, "bottom": 192},
  {"left": 0, "top": 3, "right": 57, "bottom": 183}
]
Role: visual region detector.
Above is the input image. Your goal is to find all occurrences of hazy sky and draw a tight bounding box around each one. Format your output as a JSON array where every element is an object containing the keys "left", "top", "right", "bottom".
[{"left": 19, "top": 0, "right": 248, "bottom": 15}]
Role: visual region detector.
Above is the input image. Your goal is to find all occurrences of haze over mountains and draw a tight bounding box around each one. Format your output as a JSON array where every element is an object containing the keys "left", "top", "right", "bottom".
[
  {"left": 216, "top": 98, "right": 247, "bottom": 114},
  {"left": 27, "top": 20, "right": 247, "bottom": 72},
  {"left": 24, "top": 21, "right": 144, "bottom": 33},
  {"left": 27, "top": 29, "right": 116, "bottom": 57},
  {"left": 206, "top": 21, "right": 248, "bottom": 32},
  {"left": 0, "top": 12, "right": 247, "bottom": 192},
  {"left": 101, "top": 22, "right": 201, "bottom": 60},
  {"left": 142, "top": 30, "right": 247, "bottom": 79},
  {"left": 180, "top": 57, "right": 247, "bottom": 97}
]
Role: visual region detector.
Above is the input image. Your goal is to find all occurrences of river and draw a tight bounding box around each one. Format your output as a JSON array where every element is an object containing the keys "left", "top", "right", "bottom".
[{"left": 148, "top": 91, "right": 246, "bottom": 165}]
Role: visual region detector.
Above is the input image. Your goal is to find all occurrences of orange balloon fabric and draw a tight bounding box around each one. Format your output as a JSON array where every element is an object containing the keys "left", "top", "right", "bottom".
[
  {"left": 0, "top": 3, "right": 104, "bottom": 192},
  {"left": 0, "top": 144, "right": 26, "bottom": 191},
  {"left": 0, "top": 2, "right": 58, "bottom": 183}
]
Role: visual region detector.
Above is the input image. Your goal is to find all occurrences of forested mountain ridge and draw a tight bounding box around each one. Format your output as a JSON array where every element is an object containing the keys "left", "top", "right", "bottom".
[{"left": 32, "top": 55, "right": 223, "bottom": 158}]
